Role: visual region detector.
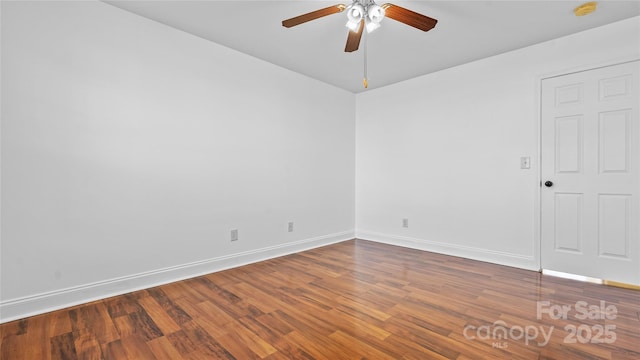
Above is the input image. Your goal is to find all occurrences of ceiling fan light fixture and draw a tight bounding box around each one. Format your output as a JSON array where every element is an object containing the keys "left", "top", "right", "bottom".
[
  {"left": 365, "top": 21, "right": 380, "bottom": 33},
  {"left": 347, "top": 4, "right": 365, "bottom": 23},
  {"left": 367, "top": 4, "right": 385, "bottom": 23},
  {"left": 346, "top": 20, "right": 360, "bottom": 31}
]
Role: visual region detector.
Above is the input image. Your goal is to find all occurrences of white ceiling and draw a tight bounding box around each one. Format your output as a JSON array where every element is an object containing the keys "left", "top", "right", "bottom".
[{"left": 105, "top": 1, "right": 640, "bottom": 93}]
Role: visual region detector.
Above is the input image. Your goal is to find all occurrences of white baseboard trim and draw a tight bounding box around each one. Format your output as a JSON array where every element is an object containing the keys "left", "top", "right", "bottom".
[
  {"left": 0, "top": 231, "right": 354, "bottom": 324},
  {"left": 357, "top": 230, "right": 538, "bottom": 271}
]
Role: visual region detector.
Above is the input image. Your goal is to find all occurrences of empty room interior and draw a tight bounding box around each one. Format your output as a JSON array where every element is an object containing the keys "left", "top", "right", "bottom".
[{"left": 1, "top": 0, "right": 640, "bottom": 359}]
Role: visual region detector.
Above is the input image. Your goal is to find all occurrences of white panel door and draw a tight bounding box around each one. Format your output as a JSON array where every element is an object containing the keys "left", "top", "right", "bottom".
[{"left": 541, "top": 61, "right": 640, "bottom": 285}]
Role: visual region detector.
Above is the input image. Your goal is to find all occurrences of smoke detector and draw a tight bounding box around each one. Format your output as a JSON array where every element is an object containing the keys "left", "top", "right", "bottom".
[{"left": 574, "top": 2, "right": 597, "bottom": 16}]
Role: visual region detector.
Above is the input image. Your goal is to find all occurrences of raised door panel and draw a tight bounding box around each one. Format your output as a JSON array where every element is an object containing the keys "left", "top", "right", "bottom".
[
  {"left": 598, "top": 194, "right": 630, "bottom": 259},
  {"left": 554, "top": 193, "right": 583, "bottom": 253},
  {"left": 555, "top": 116, "right": 583, "bottom": 174},
  {"left": 599, "top": 110, "right": 630, "bottom": 174}
]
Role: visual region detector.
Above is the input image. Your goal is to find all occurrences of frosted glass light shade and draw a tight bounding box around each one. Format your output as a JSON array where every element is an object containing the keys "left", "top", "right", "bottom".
[
  {"left": 366, "top": 21, "right": 380, "bottom": 33},
  {"left": 346, "top": 20, "right": 360, "bottom": 31},
  {"left": 347, "top": 4, "right": 365, "bottom": 23},
  {"left": 368, "top": 4, "right": 385, "bottom": 23}
]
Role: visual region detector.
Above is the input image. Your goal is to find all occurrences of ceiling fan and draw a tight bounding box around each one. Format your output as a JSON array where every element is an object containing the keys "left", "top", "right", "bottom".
[
  {"left": 282, "top": 1, "right": 438, "bottom": 88},
  {"left": 282, "top": 1, "right": 438, "bottom": 52}
]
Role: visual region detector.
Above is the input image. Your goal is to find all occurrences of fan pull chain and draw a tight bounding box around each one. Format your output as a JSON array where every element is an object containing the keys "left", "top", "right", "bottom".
[{"left": 363, "top": 31, "right": 368, "bottom": 88}]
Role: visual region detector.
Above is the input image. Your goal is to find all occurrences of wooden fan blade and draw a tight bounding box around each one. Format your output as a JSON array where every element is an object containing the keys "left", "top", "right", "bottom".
[
  {"left": 344, "top": 20, "right": 364, "bottom": 52},
  {"left": 382, "top": 3, "right": 438, "bottom": 32},
  {"left": 282, "top": 4, "right": 346, "bottom": 28}
]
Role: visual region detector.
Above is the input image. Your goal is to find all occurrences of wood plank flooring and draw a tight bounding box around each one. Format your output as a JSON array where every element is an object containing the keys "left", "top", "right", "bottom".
[{"left": 1, "top": 239, "right": 639, "bottom": 359}]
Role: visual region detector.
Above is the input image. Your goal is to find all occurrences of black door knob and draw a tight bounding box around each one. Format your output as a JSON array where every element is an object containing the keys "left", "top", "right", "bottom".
[{"left": 544, "top": 181, "right": 553, "bottom": 187}]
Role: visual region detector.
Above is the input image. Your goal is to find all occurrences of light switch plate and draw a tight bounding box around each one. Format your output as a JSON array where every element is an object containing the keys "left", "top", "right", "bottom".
[{"left": 520, "top": 156, "right": 531, "bottom": 169}]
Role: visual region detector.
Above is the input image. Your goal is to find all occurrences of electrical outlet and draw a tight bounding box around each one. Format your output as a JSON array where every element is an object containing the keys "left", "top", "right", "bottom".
[
  {"left": 402, "top": 218, "right": 409, "bottom": 228},
  {"left": 230, "top": 229, "right": 238, "bottom": 242},
  {"left": 288, "top": 222, "right": 294, "bottom": 232}
]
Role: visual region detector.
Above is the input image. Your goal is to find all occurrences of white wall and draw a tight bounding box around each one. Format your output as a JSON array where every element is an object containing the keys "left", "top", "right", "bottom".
[
  {"left": 1, "top": 1, "right": 355, "bottom": 321},
  {"left": 356, "top": 17, "right": 640, "bottom": 270}
]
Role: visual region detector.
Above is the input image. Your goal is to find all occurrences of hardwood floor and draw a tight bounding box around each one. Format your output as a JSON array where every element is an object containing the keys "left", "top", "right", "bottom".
[{"left": 1, "top": 239, "right": 639, "bottom": 359}]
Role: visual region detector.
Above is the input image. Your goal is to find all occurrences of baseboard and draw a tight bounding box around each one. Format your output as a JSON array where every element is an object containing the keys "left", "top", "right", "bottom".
[
  {"left": 356, "top": 230, "right": 538, "bottom": 271},
  {"left": 0, "top": 231, "right": 354, "bottom": 324}
]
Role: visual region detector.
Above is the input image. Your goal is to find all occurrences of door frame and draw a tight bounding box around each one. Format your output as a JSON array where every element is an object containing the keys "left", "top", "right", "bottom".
[{"left": 534, "top": 56, "right": 640, "bottom": 274}]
